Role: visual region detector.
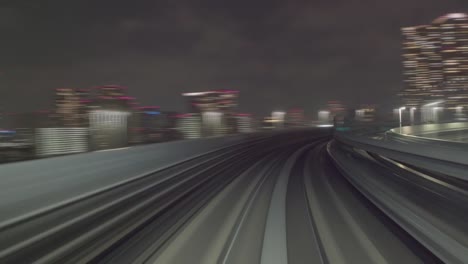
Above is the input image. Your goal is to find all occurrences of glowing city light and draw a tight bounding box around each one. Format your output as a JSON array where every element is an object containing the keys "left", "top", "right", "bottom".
[{"left": 423, "top": 101, "right": 444, "bottom": 107}]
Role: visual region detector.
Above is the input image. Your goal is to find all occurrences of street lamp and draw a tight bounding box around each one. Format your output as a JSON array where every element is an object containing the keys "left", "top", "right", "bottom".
[
  {"left": 399, "top": 107, "right": 406, "bottom": 129},
  {"left": 410, "top": 107, "right": 416, "bottom": 125},
  {"left": 422, "top": 101, "right": 444, "bottom": 123},
  {"left": 455, "top": 106, "right": 464, "bottom": 121},
  {"left": 432, "top": 107, "right": 442, "bottom": 123}
]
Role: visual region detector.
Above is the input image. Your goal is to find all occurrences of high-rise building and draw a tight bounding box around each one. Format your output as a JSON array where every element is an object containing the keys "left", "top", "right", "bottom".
[
  {"left": 271, "top": 111, "right": 286, "bottom": 129},
  {"left": 182, "top": 90, "right": 239, "bottom": 136},
  {"left": 176, "top": 114, "right": 202, "bottom": 139},
  {"left": 201, "top": 111, "right": 226, "bottom": 136},
  {"left": 400, "top": 13, "right": 468, "bottom": 111},
  {"left": 317, "top": 110, "right": 331, "bottom": 124},
  {"left": 38, "top": 88, "right": 91, "bottom": 157},
  {"left": 327, "top": 101, "right": 347, "bottom": 119},
  {"left": 55, "top": 88, "right": 81, "bottom": 127},
  {"left": 355, "top": 105, "right": 377, "bottom": 122},
  {"left": 401, "top": 26, "right": 437, "bottom": 107},
  {"left": 183, "top": 90, "right": 238, "bottom": 114},
  {"left": 89, "top": 110, "right": 130, "bottom": 150},
  {"left": 76, "top": 88, "right": 92, "bottom": 127},
  {"left": 34, "top": 88, "right": 84, "bottom": 157},
  {"left": 286, "top": 108, "right": 305, "bottom": 127},
  {"left": 235, "top": 114, "right": 254, "bottom": 133},
  {"left": 129, "top": 106, "right": 163, "bottom": 144},
  {"left": 89, "top": 85, "right": 133, "bottom": 150},
  {"left": 435, "top": 13, "right": 468, "bottom": 109},
  {"left": 54, "top": 88, "right": 91, "bottom": 127},
  {"left": 94, "top": 85, "right": 132, "bottom": 111}
]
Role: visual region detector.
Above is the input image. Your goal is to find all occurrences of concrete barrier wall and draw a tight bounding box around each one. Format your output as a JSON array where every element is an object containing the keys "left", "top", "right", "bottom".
[
  {"left": 391, "top": 122, "right": 468, "bottom": 136},
  {"left": 0, "top": 135, "right": 251, "bottom": 221}
]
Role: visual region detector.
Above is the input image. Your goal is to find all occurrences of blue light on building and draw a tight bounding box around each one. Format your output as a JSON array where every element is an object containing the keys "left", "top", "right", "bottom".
[{"left": 145, "top": 111, "right": 161, "bottom": 115}]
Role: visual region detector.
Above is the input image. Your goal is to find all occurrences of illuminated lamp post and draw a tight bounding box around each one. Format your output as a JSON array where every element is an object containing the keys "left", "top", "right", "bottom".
[
  {"left": 399, "top": 107, "right": 406, "bottom": 129},
  {"left": 410, "top": 107, "right": 416, "bottom": 125}
]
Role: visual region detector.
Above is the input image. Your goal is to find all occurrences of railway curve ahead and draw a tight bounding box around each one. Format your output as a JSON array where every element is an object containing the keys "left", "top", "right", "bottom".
[{"left": 1, "top": 129, "right": 461, "bottom": 263}]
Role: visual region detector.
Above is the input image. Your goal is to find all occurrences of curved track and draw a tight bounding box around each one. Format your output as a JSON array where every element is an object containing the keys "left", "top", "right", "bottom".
[{"left": 0, "top": 129, "right": 458, "bottom": 263}]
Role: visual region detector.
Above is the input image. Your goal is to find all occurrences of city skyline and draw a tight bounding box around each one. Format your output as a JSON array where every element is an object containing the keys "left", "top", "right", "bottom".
[
  {"left": 0, "top": 1, "right": 466, "bottom": 116},
  {"left": 0, "top": 84, "right": 346, "bottom": 120}
]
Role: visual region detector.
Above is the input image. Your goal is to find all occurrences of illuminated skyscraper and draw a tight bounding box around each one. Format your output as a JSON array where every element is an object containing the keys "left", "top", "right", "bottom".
[
  {"left": 34, "top": 88, "right": 90, "bottom": 157},
  {"left": 89, "top": 85, "right": 133, "bottom": 150},
  {"left": 55, "top": 88, "right": 81, "bottom": 127},
  {"left": 400, "top": 13, "right": 468, "bottom": 111},
  {"left": 401, "top": 26, "right": 425, "bottom": 106},
  {"left": 434, "top": 13, "right": 468, "bottom": 109},
  {"left": 400, "top": 25, "right": 445, "bottom": 107},
  {"left": 94, "top": 85, "right": 133, "bottom": 111},
  {"left": 89, "top": 110, "right": 130, "bottom": 150},
  {"left": 54, "top": 88, "right": 91, "bottom": 127}
]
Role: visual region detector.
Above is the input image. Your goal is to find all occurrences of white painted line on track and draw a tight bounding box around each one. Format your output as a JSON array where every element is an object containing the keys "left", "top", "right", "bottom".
[
  {"left": 94, "top": 147, "right": 130, "bottom": 152},
  {"left": 260, "top": 145, "right": 311, "bottom": 264}
]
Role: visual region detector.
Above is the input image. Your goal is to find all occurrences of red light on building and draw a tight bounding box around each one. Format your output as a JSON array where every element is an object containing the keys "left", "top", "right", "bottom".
[{"left": 117, "top": 96, "right": 135, "bottom": 100}]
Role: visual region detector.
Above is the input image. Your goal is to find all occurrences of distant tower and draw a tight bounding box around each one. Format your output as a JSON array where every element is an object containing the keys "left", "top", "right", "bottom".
[
  {"left": 182, "top": 90, "right": 239, "bottom": 137},
  {"left": 75, "top": 88, "right": 91, "bottom": 127},
  {"left": 94, "top": 85, "right": 131, "bottom": 110},
  {"left": 433, "top": 13, "right": 468, "bottom": 109},
  {"left": 89, "top": 85, "right": 132, "bottom": 150},
  {"left": 400, "top": 24, "right": 446, "bottom": 107},
  {"left": 55, "top": 88, "right": 81, "bottom": 127},
  {"left": 399, "top": 13, "right": 468, "bottom": 111}
]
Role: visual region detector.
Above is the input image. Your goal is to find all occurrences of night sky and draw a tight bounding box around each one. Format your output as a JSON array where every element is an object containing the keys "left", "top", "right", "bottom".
[{"left": 0, "top": 0, "right": 466, "bottom": 116}]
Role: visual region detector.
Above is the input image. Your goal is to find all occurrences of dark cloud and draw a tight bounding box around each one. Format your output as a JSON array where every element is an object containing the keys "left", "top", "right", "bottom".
[
  {"left": 0, "top": 0, "right": 467, "bottom": 116},
  {"left": 0, "top": 8, "right": 24, "bottom": 30}
]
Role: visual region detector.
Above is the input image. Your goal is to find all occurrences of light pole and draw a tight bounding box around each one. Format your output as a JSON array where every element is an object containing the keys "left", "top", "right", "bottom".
[
  {"left": 410, "top": 107, "right": 416, "bottom": 125},
  {"left": 422, "top": 101, "right": 443, "bottom": 123},
  {"left": 432, "top": 107, "right": 442, "bottom": 123},
  {"left": 456, "top": 106, "right": 463, "bottom": 121},
  {"left": 399, "top": 107, "right": 406, "bottom": 129},
  {"left": 272, "top": 111, "right": 285, "bottom": 129}
]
